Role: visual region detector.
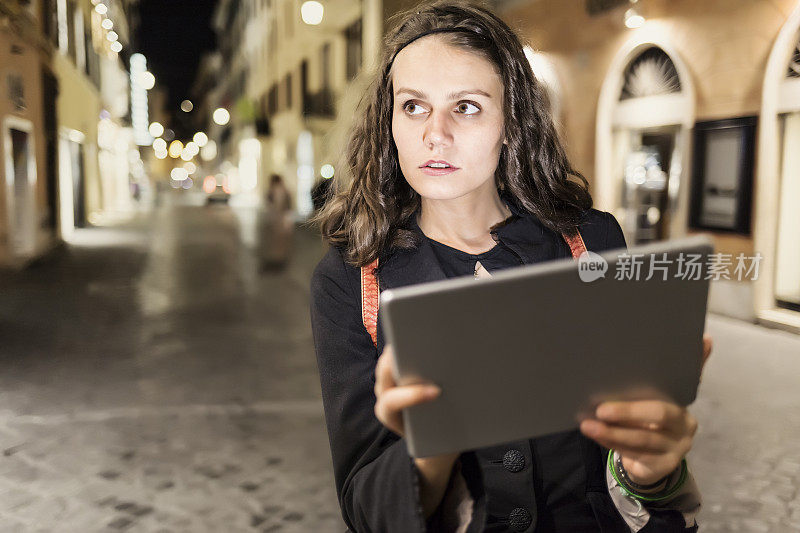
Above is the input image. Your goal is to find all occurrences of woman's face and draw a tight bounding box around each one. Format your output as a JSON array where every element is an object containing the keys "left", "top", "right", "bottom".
[{"left": 391, "top": 37, "right": 505, "bottom": 203}]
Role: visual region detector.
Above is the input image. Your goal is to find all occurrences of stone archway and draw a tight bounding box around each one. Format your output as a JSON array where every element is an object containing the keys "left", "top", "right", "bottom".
[{"left": 753, "top": 1, "right": 800, "bottom": 330}]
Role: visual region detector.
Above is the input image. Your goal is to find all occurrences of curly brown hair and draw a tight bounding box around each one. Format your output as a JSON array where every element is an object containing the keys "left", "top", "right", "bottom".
[{"left": 313, "top": 0, "right": 592, "bottom": 267}]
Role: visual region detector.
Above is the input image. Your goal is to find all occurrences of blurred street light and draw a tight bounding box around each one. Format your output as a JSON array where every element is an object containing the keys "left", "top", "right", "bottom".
[
  {"left": 169, "top": 140, "right": 184, "bottom": 158},
  {"left": 213, "top": 108, "right": 230, "bottom": 125},
  {"left": 193, "top": 132, "right": 208, "bottom": 147},
  {"left": 101, "top": 18, "right": 113, "bottom": 30},
  {"left": 95, "top": 3, "right": 107, "bottom": 14},
  {"left": 152, "top": 138, "right": 167, "bottom": 151},
  {"left": 181, "top": 100, "right": 194, "bottom": 113},
  {"left": 171, "top": 168, "right": 189, "bottom": 182},
  {"left": 301, "top": 1, "right": 324, "bottom": 25},
  {"left": 321, "top": 163, "right": 334, "bottom": 179},
  {"left": 154, "top": 150, "right": 168, "bottom": 160},
  {"left": 200, "top": 140, "right": 217, "bottom": 161},
  {"left": 625, "top": 7, "right": 645, "bottom": 28},
  {"left": 110, "top": 42, "right": 122, "bottom": 53},
  {"left": 149, "top": 122, "right": 164, "bottom": 138},
  {"left": 185, "top": 141, "right": 200, "bottom": 156},
  {"left": 140, "top": 71, "right": 155, "bottom": 90},
  {"left": 106, "top": 31, "right": 118, "bottom": 42}
]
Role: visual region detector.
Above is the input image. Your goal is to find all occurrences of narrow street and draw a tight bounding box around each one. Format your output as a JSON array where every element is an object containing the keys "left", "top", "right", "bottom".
[
  {"left": 0, "top": 193, "right": 341, "bottom": 532},
  {"left": 0, "top": 193, "right": 799, "bottom": 532}
]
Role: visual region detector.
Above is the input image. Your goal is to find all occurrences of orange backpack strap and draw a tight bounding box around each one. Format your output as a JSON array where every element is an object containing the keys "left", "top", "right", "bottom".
[
  {"left": 562, "top": 229, "right": 587, "bottom": 260},
  {"left": 361, "top": 258, "right": 380, "bottom": 348},
  {"left": 359, "top": 229, "right": 585, "bottom": 348}
]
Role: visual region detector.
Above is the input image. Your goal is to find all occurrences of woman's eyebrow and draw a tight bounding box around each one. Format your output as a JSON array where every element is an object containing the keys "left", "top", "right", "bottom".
[{"left": 394, "top": 88, "right": 493, "bottom": 100}]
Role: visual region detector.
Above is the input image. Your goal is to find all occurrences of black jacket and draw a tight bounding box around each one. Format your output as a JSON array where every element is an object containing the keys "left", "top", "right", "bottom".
[{"left": 310, "top": 206, "right": 697, "bottom": 532}]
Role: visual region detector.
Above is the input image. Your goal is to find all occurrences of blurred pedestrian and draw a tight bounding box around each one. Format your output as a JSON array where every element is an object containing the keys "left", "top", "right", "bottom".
[
  {"left": 259, "top": 174, "right": 294, "bottom": 271},
  {"left": 310, "top": 1, "right": 711, "bottom": 532}
]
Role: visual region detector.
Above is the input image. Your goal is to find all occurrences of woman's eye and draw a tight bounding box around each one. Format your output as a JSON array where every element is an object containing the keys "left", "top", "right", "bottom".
[
  {"left": 456, "top": 102, "right": 480, "bottom": 115},
  {"left": 403, "top": 102, "right": 426, "bottom": 115}
]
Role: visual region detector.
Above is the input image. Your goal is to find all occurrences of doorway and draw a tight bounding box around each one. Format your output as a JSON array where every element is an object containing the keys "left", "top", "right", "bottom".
[
  {"left": 775, "top": 111, "right": 800, "bottom": 311},
  {"left": 3, "top": 117, "right": 38, "bottom": 258},
  {"left": 70, "top": 140, "right": 85, "bottom": 228},
  {"left": 618, "top": 127, "right": 679, "bottom": 244}
]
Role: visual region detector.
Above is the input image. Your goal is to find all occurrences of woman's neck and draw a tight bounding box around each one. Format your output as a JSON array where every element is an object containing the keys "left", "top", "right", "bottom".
[{"left": 417, "top": 189, "right": 511, "bottom": 255}]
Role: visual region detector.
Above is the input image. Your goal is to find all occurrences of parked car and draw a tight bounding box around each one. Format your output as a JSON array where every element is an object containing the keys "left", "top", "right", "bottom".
[{"left": 206, "top": 184, "right": 230, "bottom": 204}]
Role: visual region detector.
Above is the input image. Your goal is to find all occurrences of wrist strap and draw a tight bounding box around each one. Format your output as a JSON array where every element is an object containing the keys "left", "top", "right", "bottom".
[{"left": 607, "top": 450, "right": 688, "bottom": 502}]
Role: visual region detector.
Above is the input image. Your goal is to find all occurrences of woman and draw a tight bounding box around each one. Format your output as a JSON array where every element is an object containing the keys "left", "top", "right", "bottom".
[
  {"left": 311, "top": 2, "right": 711, "bottom": 531},
  {"left": 259, "top": 174, "right": 294, "bottom": 270}
]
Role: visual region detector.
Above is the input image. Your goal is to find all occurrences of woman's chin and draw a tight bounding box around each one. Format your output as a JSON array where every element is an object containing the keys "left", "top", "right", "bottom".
[{"left": 412, "top": 185, "right": 493, "bottom": 204}]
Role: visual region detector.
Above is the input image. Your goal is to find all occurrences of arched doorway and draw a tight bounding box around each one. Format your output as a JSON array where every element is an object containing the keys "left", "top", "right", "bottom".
[
  {"left": 596, "top": 38, "right": 695, "bottom": 245},
  {"left": 754, "top": 1, "right": 800, "bottom": 329}
]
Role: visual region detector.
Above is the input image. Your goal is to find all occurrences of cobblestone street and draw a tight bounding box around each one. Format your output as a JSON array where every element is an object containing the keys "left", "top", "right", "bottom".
[
  {"left": 0, "top": 194, "right": 798, "bottom": 532},
  {"left": 0, "top": 195, "right": 342, "bottom": 532}
]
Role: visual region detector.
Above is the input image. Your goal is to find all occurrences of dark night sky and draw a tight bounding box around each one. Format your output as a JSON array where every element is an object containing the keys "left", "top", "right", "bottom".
[{"left": 136, "top": 0, "right": 218, "bottom": 128}]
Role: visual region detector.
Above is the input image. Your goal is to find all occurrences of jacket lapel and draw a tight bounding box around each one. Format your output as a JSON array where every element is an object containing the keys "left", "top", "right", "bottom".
[
  {"left": 373, "top": 231, "right": 447, "bottom": 352},
  {"left": 375, "top": 235, "right": 447, "bottom": 291}
]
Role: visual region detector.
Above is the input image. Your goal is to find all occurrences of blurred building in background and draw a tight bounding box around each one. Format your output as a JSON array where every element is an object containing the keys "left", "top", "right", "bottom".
[
  {"left": 198, "top": 0, "right": 383, "bottom": 213},
  {"left": 51, "top": 0, "right": 144, "bottom": 235},
  {"left": 0, "top": 0, "right": 59, "bottom": 267},
  {"left": 1, "top": 0, "right": 146, "bottom": 267},
  {"left": 50, "top": 0, "right": 103, "bottom": 237}
]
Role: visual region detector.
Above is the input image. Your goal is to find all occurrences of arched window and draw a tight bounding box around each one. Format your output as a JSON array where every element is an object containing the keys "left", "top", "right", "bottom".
[
  {"left": 620, "top": 47, "right": 681, "bottom": 100},
  {"left": 596, "top": 43, "right": 694, "bottom": 245}
]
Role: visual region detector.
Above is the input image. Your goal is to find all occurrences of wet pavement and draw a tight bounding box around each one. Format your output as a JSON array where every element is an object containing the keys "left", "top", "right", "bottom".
[{"left": 1, "top": 191, "right": 799, "bottom": 532}]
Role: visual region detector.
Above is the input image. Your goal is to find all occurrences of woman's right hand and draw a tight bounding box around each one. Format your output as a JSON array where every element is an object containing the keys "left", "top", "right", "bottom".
[
  {"left": 374, "top": 345, "right": 460, "bottom": 518},
  {"left": 374, "top": 345, "right": 441, "bottom": 437}
]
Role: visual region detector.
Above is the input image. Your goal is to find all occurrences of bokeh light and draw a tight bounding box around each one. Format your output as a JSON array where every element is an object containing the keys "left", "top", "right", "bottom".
[{"left": 212, "top": 108, "right": 230, "bottom": 125}]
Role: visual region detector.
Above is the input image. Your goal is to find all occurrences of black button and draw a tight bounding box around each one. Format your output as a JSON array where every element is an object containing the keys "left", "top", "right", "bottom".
[
  {"left": 503, "top": 449, "right": 525, "bottom": 472},
  {"left": 509, "top": 507, "right": 532, "bottom": 531}
]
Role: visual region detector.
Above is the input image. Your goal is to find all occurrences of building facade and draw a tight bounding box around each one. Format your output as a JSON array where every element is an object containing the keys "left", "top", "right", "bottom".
[
  {"left": 0, "top": 0, "right": 59, "bottom": 267},
  {"left": 203, "top": 0, "right": 382, "bottom": 214},
  {"left": 495, "top": 0, "right": 800, "bottom": 332},
  {"left": 52, "top": 0, "right": 141, "bottom": 238}
]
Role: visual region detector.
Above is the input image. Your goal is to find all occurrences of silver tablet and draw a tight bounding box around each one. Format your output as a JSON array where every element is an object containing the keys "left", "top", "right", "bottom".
[{"left": 380, "top": 236, "right": 713, "bottom": 458}]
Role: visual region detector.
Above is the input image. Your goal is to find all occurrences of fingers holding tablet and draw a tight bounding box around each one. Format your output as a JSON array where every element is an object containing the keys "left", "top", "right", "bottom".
[
  {"left": 374, "top": 345, "right": 441, "bottom": 438},
  {"left": 580, "top": 399, "right": 698, "bottom": 485}
]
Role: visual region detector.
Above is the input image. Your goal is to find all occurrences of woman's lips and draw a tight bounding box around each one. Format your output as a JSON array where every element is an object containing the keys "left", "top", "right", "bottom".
[
  {"left": 419, "top": 161, "right": 459, "bottom": 176},
  {"left": 420, "top": 166, "right": 459, "bottom": 176}
]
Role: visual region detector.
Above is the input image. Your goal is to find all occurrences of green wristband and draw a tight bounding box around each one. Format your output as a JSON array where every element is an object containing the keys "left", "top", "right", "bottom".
[{"left": 607, "top": 450, "right": 688, "bottom": 503}]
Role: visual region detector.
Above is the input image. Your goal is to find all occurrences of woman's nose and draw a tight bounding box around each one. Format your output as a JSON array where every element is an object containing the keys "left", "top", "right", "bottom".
[{"left": 422, "top": 110, "right": 454, "bottom": 149}]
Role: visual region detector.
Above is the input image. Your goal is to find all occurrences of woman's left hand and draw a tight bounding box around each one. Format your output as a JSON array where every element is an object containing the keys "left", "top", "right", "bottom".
[{"left": 578, "top": 334, "right": 713, "bottom": 486}]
